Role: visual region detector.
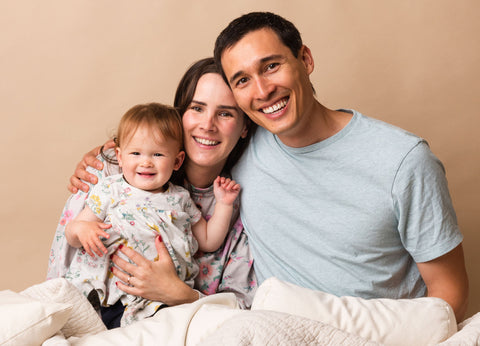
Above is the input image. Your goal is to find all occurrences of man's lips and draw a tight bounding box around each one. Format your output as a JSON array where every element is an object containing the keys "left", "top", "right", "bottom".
[{"left": 259, "top": 97, "right": 288, "bottom": 114}]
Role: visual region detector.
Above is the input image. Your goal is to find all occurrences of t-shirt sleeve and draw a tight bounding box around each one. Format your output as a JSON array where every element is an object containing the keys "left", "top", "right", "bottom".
[{"left": 392, "top": 141, "right": 463, "bottom": 263}]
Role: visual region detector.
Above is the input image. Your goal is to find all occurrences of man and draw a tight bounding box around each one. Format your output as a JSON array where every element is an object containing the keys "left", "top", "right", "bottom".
[
  {"left": 69, "top": 12, "right": 468, "bottom": 320},
  {"left": 212, "top": 12, "right": 468, "bottom": 320}
]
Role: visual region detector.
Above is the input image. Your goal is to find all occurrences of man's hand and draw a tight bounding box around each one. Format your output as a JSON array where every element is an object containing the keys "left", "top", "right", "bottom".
[{"left": 68, "top": 140, "right": 115, "bottom": 194}]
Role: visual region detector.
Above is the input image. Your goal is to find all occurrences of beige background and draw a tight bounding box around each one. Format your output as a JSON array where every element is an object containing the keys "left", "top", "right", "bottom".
[{"left": 1, "top": 1, "right": 479, "bottom": 319}]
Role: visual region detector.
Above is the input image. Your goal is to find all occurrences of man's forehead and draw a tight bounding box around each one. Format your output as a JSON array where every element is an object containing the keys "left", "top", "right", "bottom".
[{"left": 221, "top": 28, "right": 287, "bottom": 77}]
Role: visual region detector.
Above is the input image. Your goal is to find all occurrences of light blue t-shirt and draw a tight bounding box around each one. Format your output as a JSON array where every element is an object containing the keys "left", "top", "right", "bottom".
[{"left": 233, "top": 110, "right": 462, "bottom": 299}]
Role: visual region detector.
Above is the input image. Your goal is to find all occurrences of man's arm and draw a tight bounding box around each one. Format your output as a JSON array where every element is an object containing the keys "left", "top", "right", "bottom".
[{"left": 416, "top": 243, "right": 469, "bottom": 322}]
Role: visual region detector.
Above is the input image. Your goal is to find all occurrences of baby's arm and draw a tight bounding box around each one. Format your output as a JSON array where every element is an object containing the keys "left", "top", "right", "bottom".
[
  {"left": 65, "top": 206, "right": 111, "bottom": 258},
  {"left": 192, "top": 177, "right": 241, "bottom": 252}
]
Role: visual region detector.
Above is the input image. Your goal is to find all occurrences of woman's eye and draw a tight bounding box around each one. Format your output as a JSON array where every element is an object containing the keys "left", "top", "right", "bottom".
[
  {"left": 218, "top": 111, "right": 233, "bottom": 118},
  {"left": 190, "top": 105, "right": 202, "bottom": 112}
]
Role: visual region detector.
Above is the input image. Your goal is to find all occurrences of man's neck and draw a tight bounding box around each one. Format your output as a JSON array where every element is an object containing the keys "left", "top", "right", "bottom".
[{"left": 277, "top": 102, "right": 353, "bottom": 148}]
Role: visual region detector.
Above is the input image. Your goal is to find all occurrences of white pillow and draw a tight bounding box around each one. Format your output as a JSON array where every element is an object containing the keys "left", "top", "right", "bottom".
[
  {"left": 20, "top": 278, "right": 106, "bottom": 338},
  {"left": 252, "top": 277, "right": 457, "bottom": 345},
  {"left": 0, "top": 290, "right": 72, "bottom": 346}
]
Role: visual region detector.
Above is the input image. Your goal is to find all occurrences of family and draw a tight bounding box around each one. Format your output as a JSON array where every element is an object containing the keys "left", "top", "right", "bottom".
[{"left": 48, "top": 11, "right": 469, "bottom": 329}]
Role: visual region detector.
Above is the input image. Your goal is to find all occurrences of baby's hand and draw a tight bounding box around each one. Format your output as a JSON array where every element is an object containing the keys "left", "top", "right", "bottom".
[
  {"left": 71, "top": 220, "right": 111, "bottom": 258},
  {"left": 213, "top": 176, "right": 241, "bottom": 206}
]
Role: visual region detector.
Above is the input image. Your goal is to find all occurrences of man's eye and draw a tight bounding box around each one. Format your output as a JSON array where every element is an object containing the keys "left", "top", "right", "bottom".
[
  {"left": 266, "top": 63, "right": 279, "bottom": 71},
  {"left": 236, "top": 77, "right": 248, "bottom": 86}
]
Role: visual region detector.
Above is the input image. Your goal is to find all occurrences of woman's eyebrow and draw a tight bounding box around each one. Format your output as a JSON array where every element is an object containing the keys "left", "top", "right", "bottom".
[{"left": 218, "top": 105, "right": 239, "bottom": 110}]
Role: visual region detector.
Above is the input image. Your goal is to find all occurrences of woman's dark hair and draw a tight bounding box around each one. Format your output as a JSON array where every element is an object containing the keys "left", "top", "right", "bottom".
[
  {"left": 214, "top": 12, "right": 303, "bottom": 83},
  {"left": 173, "top": 57, "right": 256, "bottom": 184}
]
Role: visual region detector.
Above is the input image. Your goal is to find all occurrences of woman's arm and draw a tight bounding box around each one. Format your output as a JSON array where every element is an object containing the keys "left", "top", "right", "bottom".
[
  {"left": 68, "top": 139, "right": 115, "bottom": 193},
  {"left": 110, "top": 235, "right": 200, "bottom": 306}
]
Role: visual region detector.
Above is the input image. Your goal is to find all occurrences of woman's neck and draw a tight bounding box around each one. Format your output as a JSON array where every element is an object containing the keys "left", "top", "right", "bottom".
[{"left": 184, "top": 160, "right": 224, "bottom": 188}]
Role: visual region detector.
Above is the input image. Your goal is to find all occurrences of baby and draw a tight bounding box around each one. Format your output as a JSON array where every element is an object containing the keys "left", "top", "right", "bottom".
[{"left": 64, "top": 102, "right": 240, "bottom": 327}]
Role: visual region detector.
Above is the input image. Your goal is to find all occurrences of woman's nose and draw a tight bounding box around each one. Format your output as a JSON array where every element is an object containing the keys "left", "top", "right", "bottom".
[{"left": 200, "top": 112, "right": 216, "bottom": 131}]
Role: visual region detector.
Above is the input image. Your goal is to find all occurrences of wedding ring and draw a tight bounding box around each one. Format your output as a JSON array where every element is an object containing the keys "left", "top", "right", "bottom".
[{"left": 127, "top": 275, "right": 132, "bottom": 284}]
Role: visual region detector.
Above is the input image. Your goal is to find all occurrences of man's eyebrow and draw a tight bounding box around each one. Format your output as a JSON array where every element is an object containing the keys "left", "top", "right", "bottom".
[{"left": 228, "top": 54, "right": 286, "bottom": 85}]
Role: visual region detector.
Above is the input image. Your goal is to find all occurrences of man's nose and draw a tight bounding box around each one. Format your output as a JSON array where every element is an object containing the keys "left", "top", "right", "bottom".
[{"left": 253, "top": 77, "right": 275, "bottom": 100}]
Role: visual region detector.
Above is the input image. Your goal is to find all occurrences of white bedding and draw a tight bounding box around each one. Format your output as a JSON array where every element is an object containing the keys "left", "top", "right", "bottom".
[{"left": 1, "top": 278, "right": 479, "bottom": 345}]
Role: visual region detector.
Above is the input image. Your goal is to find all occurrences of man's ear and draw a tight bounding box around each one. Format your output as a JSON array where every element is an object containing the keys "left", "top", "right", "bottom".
[
  {"left": 174, "top": 151, "right": 185, "bottom": 170},
  {"left": 116, "top": 147, "right": 123, "bottom": 167},
  {"left": 299, "top": 45, "right": 314, "bottom": 75}
]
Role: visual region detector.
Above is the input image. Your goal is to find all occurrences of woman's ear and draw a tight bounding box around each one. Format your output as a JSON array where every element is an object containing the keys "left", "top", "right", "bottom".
[
  {"left": 173, "top": 151, "right": 185, "bottom": 170},
  {"left": 240, "top": 118, "right": 250, "bottom": 139}
]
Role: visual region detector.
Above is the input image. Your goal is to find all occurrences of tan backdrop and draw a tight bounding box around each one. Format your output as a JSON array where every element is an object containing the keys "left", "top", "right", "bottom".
[{"left": 1, "top": 1, "right": 479, "bottom": 319}]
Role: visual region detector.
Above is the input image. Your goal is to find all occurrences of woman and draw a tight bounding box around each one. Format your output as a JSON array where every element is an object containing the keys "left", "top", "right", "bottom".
[{"left": 50, "top": 57, "right": 257, "bottom": 309}]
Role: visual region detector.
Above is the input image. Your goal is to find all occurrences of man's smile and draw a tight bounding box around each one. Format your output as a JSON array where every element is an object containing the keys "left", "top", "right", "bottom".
[{"left": 259, "top": 97, "right": 288, "bottom": 114}]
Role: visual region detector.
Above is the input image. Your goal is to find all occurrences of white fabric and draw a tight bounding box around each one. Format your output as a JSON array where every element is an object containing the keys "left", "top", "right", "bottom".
[
  {"left": 438, "top": 312, "right": 480, "bottom": 345},
  {"left": 68, "top": 293, "right": 239, "bottom": 345},
  {"left": 2, "top": 278, "right": 478, "bottom": 345},
  {"left": 21, "top": 278, "right": 106, "bottom": 338},
  {"left": 197, "top": 310, "right": 379, "bottom": 346},
  {"left": 251, "top": 277, "right": 457, "bottom": 345},
  {"left": 0, "top": 290, "right": 72, "bottom": 346}
]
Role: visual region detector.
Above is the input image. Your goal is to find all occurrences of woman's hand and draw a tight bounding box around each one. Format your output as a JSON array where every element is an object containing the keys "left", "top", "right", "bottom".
[
  {"left": 68, "top": 140, "right": 116, "bottom": 194},
  {"left": 111, "top": 235, "right": 199, "bottom": 306}
]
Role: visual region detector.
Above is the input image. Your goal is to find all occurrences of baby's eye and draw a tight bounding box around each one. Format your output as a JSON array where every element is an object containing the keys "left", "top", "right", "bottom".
[
  {"left": 130, "top": 152, "right": 140, "bottom": 156},
  {"left": 153, "top": 153, "right": 164, "bottom": 157}
]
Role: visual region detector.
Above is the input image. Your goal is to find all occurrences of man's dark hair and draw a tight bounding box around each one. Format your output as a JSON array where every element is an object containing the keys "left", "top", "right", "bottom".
[{"left": 214, "top": 12, "right": 303, "bottom": 83}]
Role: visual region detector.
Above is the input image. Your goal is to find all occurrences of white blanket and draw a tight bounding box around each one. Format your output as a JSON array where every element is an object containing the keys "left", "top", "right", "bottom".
[{"left": 2, "top": 278, "right": 479, "bottom": 345}]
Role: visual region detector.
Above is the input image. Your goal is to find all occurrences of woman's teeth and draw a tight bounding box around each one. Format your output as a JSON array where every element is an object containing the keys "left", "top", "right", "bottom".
[{"left": 194, "top": 137, "right": 219, "bottom": 146}]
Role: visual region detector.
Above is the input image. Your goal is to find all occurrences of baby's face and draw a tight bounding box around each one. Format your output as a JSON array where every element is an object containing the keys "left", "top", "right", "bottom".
[{"left": 116, "top": 125, "right": 184, "bottom": 193}]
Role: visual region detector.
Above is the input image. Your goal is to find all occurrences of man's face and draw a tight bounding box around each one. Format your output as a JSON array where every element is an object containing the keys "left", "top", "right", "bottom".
[{"left": 221, "top": 28, "right": 315, "bottom": 142}]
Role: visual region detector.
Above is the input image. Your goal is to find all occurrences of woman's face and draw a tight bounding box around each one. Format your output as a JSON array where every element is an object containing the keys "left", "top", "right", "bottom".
[{"left": 182, "top": 73, "right": 248, "bottom": 176}]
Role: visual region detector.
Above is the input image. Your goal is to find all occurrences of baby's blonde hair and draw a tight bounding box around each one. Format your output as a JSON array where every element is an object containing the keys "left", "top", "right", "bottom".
[{"left": 116, "top": 102, "right": 183, "bottom": 151}]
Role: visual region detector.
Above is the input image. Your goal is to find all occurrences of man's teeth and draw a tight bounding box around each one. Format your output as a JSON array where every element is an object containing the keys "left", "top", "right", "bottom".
[
  {"left": 195, "top": 137, "right": 219, "bottom": 146},
  {"left": 262, "top": 99, "right": 287, "bottom": 114}
]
